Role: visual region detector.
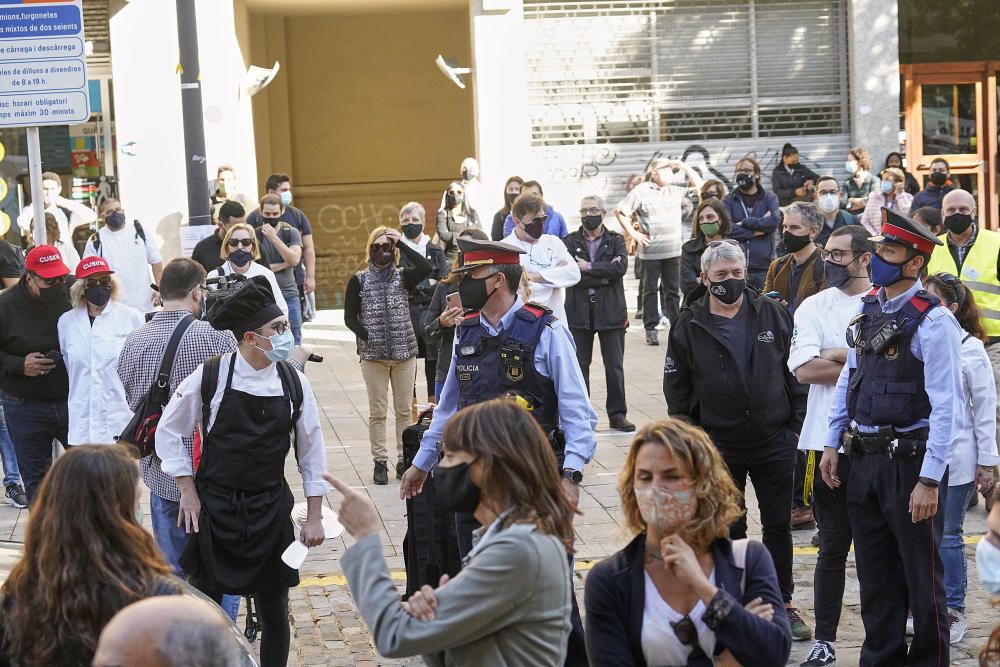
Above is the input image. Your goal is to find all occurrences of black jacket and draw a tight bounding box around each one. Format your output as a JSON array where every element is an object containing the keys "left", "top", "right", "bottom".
[
  {"left": 0, "top": 278, "right": 71, "bottom": 400},
  {"left": 423, "top": 280, "right": 458, "bottom": 384},
  {"left": 562, "top": 228, "right": 628, "bottom": 331},
  {"left": 770, "top": 163, "right": 820, "bottom": 206},
  {"left": 680, "top": 236, "right": 708, "bottom": 297},
  {"left": 398, "top": 240, "right": 448, "bottom": 306},
  {"left": 584, "top": 534, "right": 791, "bottom": 667},
  {"left": 663, "top": 286, "right": 807, "bottom": 447}
]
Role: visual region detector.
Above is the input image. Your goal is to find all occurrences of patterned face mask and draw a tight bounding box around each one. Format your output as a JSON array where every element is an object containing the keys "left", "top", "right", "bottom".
[{"left": 634, "top": 486, "right": 697, "bottom": 533}]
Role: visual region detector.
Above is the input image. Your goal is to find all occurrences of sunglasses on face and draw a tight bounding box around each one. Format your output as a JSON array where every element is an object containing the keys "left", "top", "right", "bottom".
[
  {"left": 227, "top": 238, "right": 254, "bottom": 248},
  {"left": 85, "top": 277, "right": 112, "bottom": 289},
  {"left": 527, "top": 215, "right": 547, "bottom": 226},
  {"left": 371, "top": 243, "right": 393, "bottom": 253},
  {"left": 33, "top": 274, "right": 65, "bottom": 287}
]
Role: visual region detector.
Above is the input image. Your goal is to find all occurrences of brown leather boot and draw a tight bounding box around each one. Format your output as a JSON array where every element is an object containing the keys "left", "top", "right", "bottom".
[{"left": 790, "top": 507, "right": 816, "bottom": 530}]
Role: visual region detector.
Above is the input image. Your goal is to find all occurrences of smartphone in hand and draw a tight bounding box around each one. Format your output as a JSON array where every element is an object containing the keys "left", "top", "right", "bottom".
[{"left": 446, "top": 292, "right": 462, "bottom": 311}]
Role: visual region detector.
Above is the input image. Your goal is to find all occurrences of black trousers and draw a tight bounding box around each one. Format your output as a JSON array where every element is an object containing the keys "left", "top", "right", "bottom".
[
  {"left": 720, "top": 437, "right": 795, "bottom": 603},
  {"left": 641, "top": 257, "right": 680, "bottom": 329},
  {"left": 847, "top": 452, "right": 949, "bottom": 667},
  {"left": 571, "top": 326, "right": 626, "bottom": 419},
  {"left": 811, "top": 452, "right": 853, "bottom": 642},
  {"left": 205, "top": 586, "right": 290, "bottom": 667},
  {"left": 793, "top": 450, "right": 809, "bottom": 510}
]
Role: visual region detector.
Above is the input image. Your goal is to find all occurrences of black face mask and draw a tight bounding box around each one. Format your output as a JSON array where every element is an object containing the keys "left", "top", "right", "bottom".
[
  {"left": 370, "top": 249, "right": 394, "bottom": 266},
  {"left": 402, "top": 224, "right": 423, "bottom": 240},
  {"left": 505, "top": 192, "right": 518, "bottom": 207},
  {"left": 37, "top": 283, "right": 67, "bottom": 305},
  {"left": 434, "top": 461, "right": 480, "bottom": 513},
  {"left": 736, "top": 173, "right": 756, "bottom": 190},
  {"left": 228, "top": 249, "right": 252, "bottom": 268},
  {"left": 458, "top": 273, "right": 498, "bottom": 312},
  {"left": 581, "top": 215, "right": 604, "bottom": 231},
  {"left": 782, "top": 230, "right": 812, "bottom": 253},
  {"left": 707, "top": 278, "right": 745, "bottom": 305},
  {"left": 929, "top": 172, "right": 948, "bottom": 186},
  {"left": 823, "top": 258, "right": 858, "bottom": 288},
  {"left": 84, "top": 284, "right": 112, "bottom": 308},
  {"left": 944, "top": 212, "right": 974, "bottom": 235},
  {"left": 522, "top": 219, "right": 545, "bottom": 239},
  {"left": 104, "top": 211, "right": 126, "bottom": 231}
]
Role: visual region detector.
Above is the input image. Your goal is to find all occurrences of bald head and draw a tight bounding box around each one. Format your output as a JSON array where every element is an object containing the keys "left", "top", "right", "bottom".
[
  {"left": 942, "top": 188, "right": 976, "bottom": 218},
  {"left": 93, "top": 595, "right": 241, "bottom": 667}
]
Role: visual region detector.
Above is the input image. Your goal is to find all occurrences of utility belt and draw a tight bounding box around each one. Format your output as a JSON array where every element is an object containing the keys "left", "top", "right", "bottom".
[{"left": 842, "top": 426, "right": 929, "bottom": 460}]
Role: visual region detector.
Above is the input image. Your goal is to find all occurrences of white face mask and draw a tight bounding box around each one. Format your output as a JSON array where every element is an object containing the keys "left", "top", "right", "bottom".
[
  {"left": 977, "top": 537, "right": 1000, "bottom": 596},
  {"left": 818, "top": 193, "right": 840, "bottom": 214}
]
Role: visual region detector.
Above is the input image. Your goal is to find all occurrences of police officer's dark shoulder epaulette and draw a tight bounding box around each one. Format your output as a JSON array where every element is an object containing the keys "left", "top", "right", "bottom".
[{"left": 521, "top": 301, "right": 555, "bottom": 326}]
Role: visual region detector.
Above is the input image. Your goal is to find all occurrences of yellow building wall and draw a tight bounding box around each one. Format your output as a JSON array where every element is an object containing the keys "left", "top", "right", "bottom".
[{"left": 248, "top": 8, "right": 475, "bottom": 306}]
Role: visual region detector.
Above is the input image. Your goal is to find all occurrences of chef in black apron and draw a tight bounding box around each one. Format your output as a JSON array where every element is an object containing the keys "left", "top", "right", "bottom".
[{"left": 155, "top": 276, "right": 328, "bottom": 667}]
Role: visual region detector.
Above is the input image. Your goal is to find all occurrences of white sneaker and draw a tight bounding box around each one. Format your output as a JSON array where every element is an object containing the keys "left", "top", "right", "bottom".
[
  {"left": 905, "top": 611, "right": 914, "bottom": 636},
  {"left": 656, "top": 316, "right": 670, "bottom": 331},
  {"left": 948, "top": 608, "right": 967, "bottom": 644}
]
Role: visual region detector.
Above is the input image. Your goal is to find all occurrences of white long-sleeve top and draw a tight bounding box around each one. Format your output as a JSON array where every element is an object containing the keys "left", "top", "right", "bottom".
[
  {"left": 951, "top": 332, "right": 1000, "bottom": 486},
  {"left": 502, "top": 232, "right": 581, "bottom": 323},
  {"left": 155, "top": 351, "right": 328, "bottom": 497},
  {"left": 58, "top": 301, "right": 145, "bottom": 446}
]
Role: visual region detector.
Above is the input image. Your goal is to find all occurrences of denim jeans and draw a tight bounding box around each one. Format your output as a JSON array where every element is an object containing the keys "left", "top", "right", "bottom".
[
  {"left": 941, "top": 481, "right": 975, "bottom": 613},
  {"left": 286, "top": 292, "right": 303, "bottom": 344},
  {"left": 0, "top": 402, "right": 21, "bottom": 488},
  {"left": 150, "top": 493, "right": 240, "bottom": 622},
  {"left": 0, "top": 392, "right": 68, "bottom": 504}
]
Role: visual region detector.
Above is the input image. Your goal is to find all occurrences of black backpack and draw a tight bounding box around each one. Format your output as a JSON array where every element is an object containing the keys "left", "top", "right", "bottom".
[
  {"left": 116, "top": 315, "right": 195, "bottom": 457},
  {"left": 199, "top": 355, "right": 303, "bottom": 450}
]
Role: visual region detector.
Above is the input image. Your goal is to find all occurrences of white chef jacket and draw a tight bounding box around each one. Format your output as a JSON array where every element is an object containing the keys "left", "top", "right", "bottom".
[
  {"left": 84, "top": 221, "right": 162, "bottom": 314},
  {"left": 950, "top": 333, "right": 1000, "bottom": 486},
  {"left": 57, "top": 301, "right": 145, "bottom": 446},
  {"left": 501, "top": 232, "right": 581, "bottom": 323},
  {"left": 209, "top": 260, "right": 289, "bottom": 315},
  {"left": 156, "top": 351, "right": 328, "bottom": 497}
]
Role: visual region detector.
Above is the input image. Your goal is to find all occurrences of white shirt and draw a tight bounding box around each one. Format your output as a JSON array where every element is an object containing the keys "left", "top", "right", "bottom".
[
  {"left": 57, "top": 301, "right": 145, "bottom": 446},
  {"left": 155, "top": 351, "right": 328, "bottom": 497},
  {"left": 641, "top": 570, "right": 717, "bottom": 666},
  {"left": 84, "top": 221, "right": 162, "bottom": 313},
  {"left": 17, "top": 198, "right": 97, "bottom": 241},
  {"left": 56, "top": 239, "right": 80, "bottom": 274},
  {"left": 210, "top": 261, "right": 289, "bottom": 315},
  {"left": 788, "top": 286, "right": 866, "bottom": 451},
  {"left": 951, "top": 333, "right": 1000, "bottom": 486},
  {"left": 501, "top": 232, "right": 581, "bottom": 323}
]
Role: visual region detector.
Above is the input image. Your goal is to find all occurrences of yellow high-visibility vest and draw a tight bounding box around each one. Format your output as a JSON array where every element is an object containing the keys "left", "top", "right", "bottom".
[{"left": 927, "top": 227, "right": 1000, "bottom": 337}]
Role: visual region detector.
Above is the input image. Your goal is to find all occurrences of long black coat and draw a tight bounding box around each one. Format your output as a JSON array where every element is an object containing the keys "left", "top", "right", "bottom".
[{"left": 562, "top": 228, "right": 628, "bottom": 331}]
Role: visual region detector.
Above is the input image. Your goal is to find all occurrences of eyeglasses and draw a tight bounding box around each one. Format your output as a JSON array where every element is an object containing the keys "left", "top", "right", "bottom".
[
  {"left": 85, "top": 277, "right": 112, "bottom": 289},
  {"left": 707, "top": 239, "right": 739, "bottom": 249},
  {"left": 258, "top": 321, "right": 291, "bottom": 336},
  {"left": 400, "top": 217, "right": 423, "bottom": 225},
  {"left": 370, "top": 243, "right": 393, "bottom": 253},
  {"left": 819, "top": 249, "right": 860, "bottom": 264},
  {"left": 735, "top": 168, "right": 755, "bottom": 176},
  {"left": 227, "top": 238, "right": 254, "bottom": 248},
  {"left": 32, "top": 274, "right": 65, "bottom": 287},
  {"left": 528, "top": 245, "right": 555, "bottom": 269},
  {"left": 670, "top": 615, "right": 706, "bottom": 658},
  {"left": 527, "top": 215, "right": 548, "bottom": 226},
  {"left": 579, "top": 207, "right": 604, "bottom": 216}
]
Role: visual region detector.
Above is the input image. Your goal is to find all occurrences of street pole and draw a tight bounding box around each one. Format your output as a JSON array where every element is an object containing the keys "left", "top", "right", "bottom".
[
  {"left": 26, "top": 127, "right": 46, "bottom": 247},
  {"left": 176, "top": 0, "right": 211, "bottom": 226}
]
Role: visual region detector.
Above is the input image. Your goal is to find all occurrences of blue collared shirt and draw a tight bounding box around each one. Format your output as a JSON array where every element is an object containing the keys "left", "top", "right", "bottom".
[
  {"left": 415, "top": 297, "right": 598, "bottom": 473},
  {"left": 825, "top": 280, "right": 963, "bottom": 481}
]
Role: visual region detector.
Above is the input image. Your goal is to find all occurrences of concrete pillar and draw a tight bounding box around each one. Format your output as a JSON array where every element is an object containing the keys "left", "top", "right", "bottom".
[
  {"left": 470, "top": 0, "right": 532, "bottom": 216},
  {"left": 847, "top": 0, "right": 901, "bottom": 161}
]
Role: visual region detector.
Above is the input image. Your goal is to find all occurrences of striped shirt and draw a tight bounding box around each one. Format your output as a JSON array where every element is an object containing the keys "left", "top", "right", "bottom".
[
  {"left": 117, "top": 310, "right": 238, "bottom": 502},
  {"left": 616, "top": 181, "right": 685, "bottom": 260}
]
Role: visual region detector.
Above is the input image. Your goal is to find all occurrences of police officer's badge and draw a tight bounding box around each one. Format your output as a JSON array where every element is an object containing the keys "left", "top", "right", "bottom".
[{"left": 501, "top": 349, "right": 524, "bottom": 382}]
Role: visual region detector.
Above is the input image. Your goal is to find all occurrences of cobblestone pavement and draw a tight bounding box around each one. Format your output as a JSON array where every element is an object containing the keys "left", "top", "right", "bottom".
[{"left": 0, "top": 298, "right": 995, "bottom": 666}]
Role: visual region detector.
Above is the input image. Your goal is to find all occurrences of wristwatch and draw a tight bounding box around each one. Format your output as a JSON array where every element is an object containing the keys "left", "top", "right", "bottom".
[
  {"left": 561, "top": 468, "right": 583, "bottom": 485},
  {"left": 917, "top": 476, "right": 940, "bottom": 488}
]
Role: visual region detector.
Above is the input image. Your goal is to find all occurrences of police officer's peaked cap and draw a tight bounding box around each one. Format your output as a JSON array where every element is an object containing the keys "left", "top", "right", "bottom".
[
  {"left": 870, "top": 207, "right": 943, "bottom": 254},
  {"left": 208, "top": 274, "right": 284, "bottom": 338},
  {"left": 454, "top": 238, "right": 526, "bottom": 273}
]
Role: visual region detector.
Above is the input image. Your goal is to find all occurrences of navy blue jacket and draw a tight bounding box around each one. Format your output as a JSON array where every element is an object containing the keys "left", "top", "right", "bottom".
[
  {"left": 911, "top": 183, "right": 955, "bottom": 211},
  {"left": 723, "top": 189, "right": 781, "bottom": 272},
  {"left": 584, "top": 534, "right": 791, "bottom": 667}
]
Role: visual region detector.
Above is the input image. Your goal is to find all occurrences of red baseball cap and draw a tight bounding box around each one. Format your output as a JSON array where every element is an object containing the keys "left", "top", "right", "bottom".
[
  {"left": 75, "top": 256, "right": 114, "bottom": 280},
  {"left": 24, "top": 245, "right": 69, "bottom": 279}
]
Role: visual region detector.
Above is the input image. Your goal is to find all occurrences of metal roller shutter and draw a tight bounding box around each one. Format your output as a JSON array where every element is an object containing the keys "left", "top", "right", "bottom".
[{"left": 83, "top": 0, "right": 111, "bottom": 73}]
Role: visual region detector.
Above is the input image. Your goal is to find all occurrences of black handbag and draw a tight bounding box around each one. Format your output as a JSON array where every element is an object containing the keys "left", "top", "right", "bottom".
[{"left": 116, "top": 315, "right": 195, "bottom": 457}]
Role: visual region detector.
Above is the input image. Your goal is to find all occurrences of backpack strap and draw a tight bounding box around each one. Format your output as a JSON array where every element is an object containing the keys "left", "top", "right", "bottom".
[
  {"left": 276, "top": 360, "right": 304, "bottom": 466},
  {"left": 134, "top": 221, "right": 146, "bottom": 242},
  {"left": 158, "top": 315, "right": 195, "bottom": 392},
  {"left": 811, "top": 250, "right": 825, "bottom": 291},
  {"left": 89, "top": 231, "right": 101, "bottom": 256},
  {"left": 732, "top": 538, "right": 749, "bottom": 595},
  {"left": 200, "top": 355, "right": 222, "bottom": 435}
]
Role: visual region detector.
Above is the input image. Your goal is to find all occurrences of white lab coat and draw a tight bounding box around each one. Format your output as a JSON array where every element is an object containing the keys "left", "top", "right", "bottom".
[
  {"left": 501, "top": 232, "right": 581, "bottom": 323},
  {"left": 58, "top": 301, "right": 145, "bottom": 446}
]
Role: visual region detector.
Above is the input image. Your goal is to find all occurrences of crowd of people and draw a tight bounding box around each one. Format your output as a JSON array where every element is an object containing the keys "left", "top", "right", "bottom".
[{"left": 0, "top": 142, "right": 995, "bottom": 667}]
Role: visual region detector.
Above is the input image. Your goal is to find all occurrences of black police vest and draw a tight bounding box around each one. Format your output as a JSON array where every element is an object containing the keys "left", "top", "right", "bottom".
[
  {"left": 454, "top": 304, "right": 559, "bottom": 433},
  {"left": 846, "top": 288, "right": 938, "bottom": 428}
]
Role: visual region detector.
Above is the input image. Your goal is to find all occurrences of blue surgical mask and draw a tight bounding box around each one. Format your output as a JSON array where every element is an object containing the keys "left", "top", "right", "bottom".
[
  {"left": 881, "top": 180, "right": 894, "bottom": 194},
  {"left": 845, "top": 160, "right": 858, "bottom": 175},
  {"left": 254, "top": 329, "right": 294, "bottom": 362},
  {"left": 869, "top": 252, "right": 910, "bottom": 287},
  {"left": 279, "top": 190, "right": 293, "bottom": 207},
  {"left": 977, "top": 537, "right": 1000, "bottom": 596}
]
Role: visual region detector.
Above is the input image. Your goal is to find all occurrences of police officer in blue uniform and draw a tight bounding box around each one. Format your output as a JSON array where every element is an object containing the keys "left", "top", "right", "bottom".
[
  {"left": 821, "top": 208, "right": 962, "bottom": 667},
  {"left": 400, "top": 237, "right": 597, "bottom": 667}
]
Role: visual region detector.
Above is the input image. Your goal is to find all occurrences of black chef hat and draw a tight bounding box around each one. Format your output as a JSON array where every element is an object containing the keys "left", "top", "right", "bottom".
[{"left": 208, "top": 275, "right": 284, "bottom": 340}]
